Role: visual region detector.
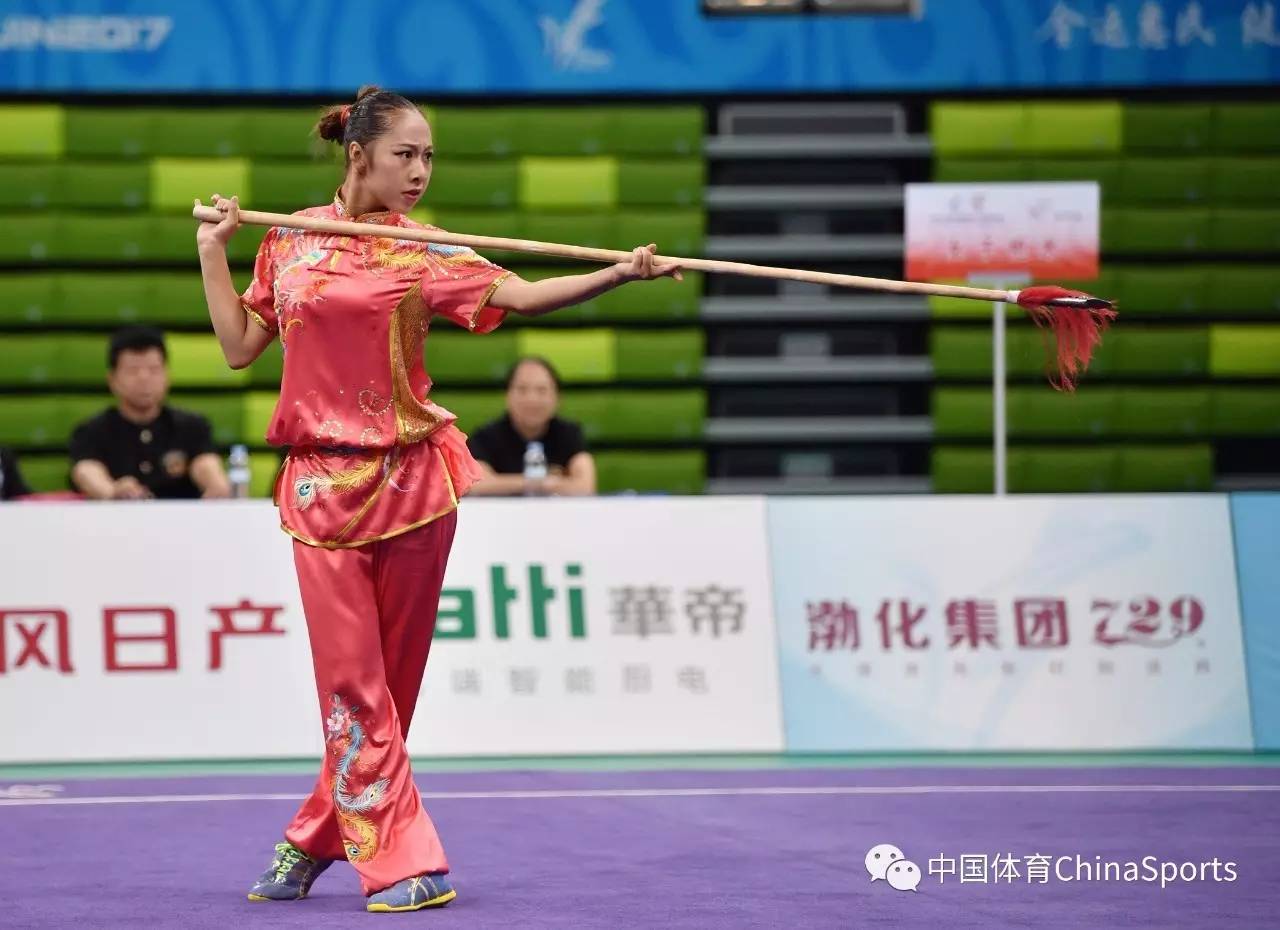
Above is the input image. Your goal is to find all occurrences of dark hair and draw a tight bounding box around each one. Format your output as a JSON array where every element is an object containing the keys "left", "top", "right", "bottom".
[
  {"left": 506, "top": 357, "right": 562, "bottom": 391},
  {"left": 109, "top": 325, "right": 167, "bottom": 370},
  {"left": 315, "top": 85, "right": 418, "bottom": 163}
]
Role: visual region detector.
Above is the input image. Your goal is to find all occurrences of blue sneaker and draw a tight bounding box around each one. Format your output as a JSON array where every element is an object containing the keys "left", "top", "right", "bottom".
[
  {"left": 365, "top": 873, "right": 457, "bottom": 912},
  {"left": 247, "top": 840, "right": 333, "bottom": 902}
]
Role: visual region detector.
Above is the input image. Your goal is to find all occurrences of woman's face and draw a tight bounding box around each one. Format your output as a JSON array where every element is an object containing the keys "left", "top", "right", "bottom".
[
  {"left": 353, "top": 107, "right": 433, "bottom": 214},
  {"left": 507, "top": 362, "right": 559, "bottom": 430}
]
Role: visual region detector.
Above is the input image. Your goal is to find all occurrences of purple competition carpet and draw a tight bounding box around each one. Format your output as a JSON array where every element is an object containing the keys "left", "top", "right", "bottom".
[{"left": 2, "top": 766, "right": 1277, "bottom": 928}]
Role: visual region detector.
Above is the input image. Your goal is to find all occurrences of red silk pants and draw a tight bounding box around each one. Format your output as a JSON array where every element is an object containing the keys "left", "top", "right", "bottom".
[{"left": 282, "top": 511, "right": 457, "bottom": 895}]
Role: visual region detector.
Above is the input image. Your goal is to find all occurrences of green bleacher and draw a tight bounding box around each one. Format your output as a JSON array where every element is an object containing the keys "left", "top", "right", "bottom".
[
  {"left": 0, "top": 103, "right": 708, "bottom": 496},
  {"left": 930, "top": 100, "right": 1280, "bottom": 492}
]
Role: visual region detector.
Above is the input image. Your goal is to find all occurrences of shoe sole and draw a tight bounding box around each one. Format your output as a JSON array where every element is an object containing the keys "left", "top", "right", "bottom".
[
  {"left": 247, "top": 890, "right": 309, "bottom": 902},
  {"left": 366, "top": 889, "right": 457, "bottom": 912}
]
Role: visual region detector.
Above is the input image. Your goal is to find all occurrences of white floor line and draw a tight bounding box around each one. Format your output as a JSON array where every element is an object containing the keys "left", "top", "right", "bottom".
[{"left": 2, "top": 783, "right": 1280, "bottom": 807}]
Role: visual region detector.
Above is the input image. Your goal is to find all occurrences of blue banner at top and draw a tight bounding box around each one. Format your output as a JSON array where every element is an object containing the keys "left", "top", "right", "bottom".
[{"left": 1, "top": 0, "right": 1278, "bottom": 96}]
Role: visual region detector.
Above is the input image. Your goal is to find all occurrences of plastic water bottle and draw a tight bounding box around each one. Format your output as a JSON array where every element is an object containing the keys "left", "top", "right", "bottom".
[
  {"left": 523, "top": 441, "right": 547, "bottom": 495},
  {"left": 228, "top": 444, "right": 251, "bottom": 499}
]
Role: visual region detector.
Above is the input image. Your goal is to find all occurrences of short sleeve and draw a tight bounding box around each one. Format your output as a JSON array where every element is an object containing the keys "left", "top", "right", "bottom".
[
  {"left": 559, "top": 420, "right": 588, "bottom": 460},
  {"left": 425, "top": 247, "right": 513, "bottom": 335},
  {"left": 68, "top": 416, "right": 108, "bottom": 465},
  {"left": 240, "top": 227, "right": 280, "bottom": 335},
  {"left": 465, "top": 423, "right": 496, "bottom": 466},
  {"left": 182, "top": 414, "right": 218, "bottom": 458}
]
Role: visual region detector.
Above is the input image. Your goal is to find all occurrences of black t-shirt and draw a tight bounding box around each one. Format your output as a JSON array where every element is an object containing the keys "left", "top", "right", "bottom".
[
  {"left": 69, "top": 406, "right": 217, "bottom": 500},
  {"left": 467, "top": 415, "right": 587, "bottom": 476},
  {"left": 0, "top": 447, "right": 32, "bottom": 500}
]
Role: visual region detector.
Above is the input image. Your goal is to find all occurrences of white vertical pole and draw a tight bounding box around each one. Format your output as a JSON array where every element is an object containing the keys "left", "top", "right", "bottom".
[{"left": 993, "top": 298, "right": 1007, "bottom": 496}]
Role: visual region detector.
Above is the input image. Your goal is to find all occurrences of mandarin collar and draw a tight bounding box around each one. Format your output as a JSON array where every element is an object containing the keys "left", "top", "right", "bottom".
[{"left": 332, "top": 190, "right": 400, "bottom": 225}]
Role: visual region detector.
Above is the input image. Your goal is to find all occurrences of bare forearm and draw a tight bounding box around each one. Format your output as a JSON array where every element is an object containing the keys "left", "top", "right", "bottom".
[
  {"left": 198, "top": 243, "right": 259, "bottom": 369},
  {"left": 492, "top": 267, "right": 629, "bottom": 317},
  {"left": 71, "top": 461, "right": 116, "bottom": 500},
  {"left": 191, "top": 455, "right": 231, "bottom": 498}
]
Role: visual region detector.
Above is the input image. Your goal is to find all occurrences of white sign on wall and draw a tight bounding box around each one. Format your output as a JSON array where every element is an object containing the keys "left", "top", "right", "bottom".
[{"left": 0, "top": 499, "right": 783, "bottom": 763}]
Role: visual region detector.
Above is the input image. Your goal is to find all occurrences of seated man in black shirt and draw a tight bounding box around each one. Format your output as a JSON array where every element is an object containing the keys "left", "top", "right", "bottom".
[
  {"left": 0, "top": 446, "right": 33, "bottom": 500},
  {"left": 466, "top": 357, "right": 597, "bottom": 496},
  {"left": 70, "top": 326, "right": 231, "bottom": 501}
]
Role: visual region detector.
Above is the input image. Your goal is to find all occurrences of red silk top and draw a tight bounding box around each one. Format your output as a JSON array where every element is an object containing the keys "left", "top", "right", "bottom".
[{"left": 240, "top": 195, "right": 512, "bottom": 548}]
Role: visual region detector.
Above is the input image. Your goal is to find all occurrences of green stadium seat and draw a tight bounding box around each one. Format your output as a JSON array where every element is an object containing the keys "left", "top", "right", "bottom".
[
  {"left": 931, "top": 388, "right": 992, "bottom": 438},
  {"left": 0, "top": 335, "right": 104, "bottom": 387},
  {"left": 929, "top": 326, "right": 1043, "bottom": 379},
  {"left": 552, "top": 391, "right": 613, "bottom": 442},
  {"left": 514, "top": 108, "right": 612, "bottom": 156},
  {"left": 64, "top": 108, "right": 155, "bottom": 157},
  {"left": 432, "top": 210, "right": 522, "bottom": 241},
  {"left": 430, "top": 391, "right": 504, "bottom": 433},
  {"left": 1113, "top": 388, "right": 1211, "bottom": 438},
  {"left": 248, "top": 451, "right": 284, "bottom": 498},
  {"left": 1114, "top": 444, "right": 1213, "bottom": 491},
  {"left": 425, "top": 331, "right": 519, "bottom": 384},
  {"left": 594, "top": 269, "right": 700, "bottom": 321},
  {"left": 1024, "top": 102, "right": 1122, "bottom": 155},
  {"left": 1030, "top": 158, "right": 1123, "bottom": 198},
  {"left": 1091, "top": 327, "right": 1208, "bottom": 378},
  {"left": 1117, "top": 158, "right": 1210, "bottom": 204},
  {"left": 1211, "top": 388, "right": 1280, "bottom": 435},
  {"left": 1103, "top": 207, "right": 1210, "bottom": 253},
  {"left": 61, "top": 162, "right": 151, "bottom": 210},
  {"left": 0, "top": 396, "right": 65, "bottom": 446},
  {"left": 1009, "top": 388, "right": 1117, "bottom": 437},
  {"left": 0, "top": 164, "right": 59, "bottom": 208},
  {"left": 152, "top": 158, "right": 251, "bottom": 212},
  {"left": 248, "top": 344, "right": 284, "bottom": 388},
  {"left": 170, "top": 393, "right": 246, "bottom": 446},
  {"left": 1012, "top": 447, "right": 1120, "bottom": 493},
  {"left": 934, "top": 159, "right": 1031, "bottom": 183},
  {"left": 1122, "top": 104, "right": 1213, "bottom": 153},
  {"left": 1212, "top": 104, "right": 1280, "bottom": 153},
  {"left": 243, "top": 392, "right": 279, "bottom": 445},
  {"left": 56, "top": 273, "right": 149, "bottom": 325},
  {"left": 0, "top": 274, "right": 57, "bottom": 325},
  {"left": 1205, "top": 266, "right": 1280, "bottom": 314},
  {"left": 0, "top": 214, "right": 57, "bottom": 264},
  {"left": 426, "top": 161, "right": 519, "bottom": 209},
  {"left": 225, "top": 222, "right": 269, "bottom": 265},
  {"left": 144, "top": 272, "right": 214, "bottom": 326},
  {"left": 515, "top": 329, "right": 617, "bottom": 382},
  {"left": 519, "top": 157, "right": 618, "bottom": 210},
  {"left": 242, "top": 109, "right": 331, "bottom": 159},
  {"left": 1207, "top": 209, "right": 1280, "bottom": 253},
  {"left": 249, "top": 162, "right": 341, "bottom": 212},
  {"left": 432, "top": 108, "right": 519, "bottom": 158},
  {"left": 1210, "top": 158, "right": 1280, "bottom": 204},
  {"left": 1209, "top": 325, "right": 1280, "bottom": 376},
  {"left": 614, "top": 330, "right": 702, "bottom": 381},
  {"left": 0, "top": 338, "right": 60, "bottom": 387},
  {"left": 52, "top": 214, "right": 157, "bottom": 263},
  {"left": 615, "top": 211, "right": 704, "bottom": 256},
  {"left": 596, "top": 389, "right": 705, "bottom": 441},
  {"left": 148, "top": 110, "right": 249, "bottom": 158},
  {"left": 617, "top": 160, "right": 705, "bottom": 207},
  {"left": 1112, "top": 266, "right": 1208, "bottom": 315},
  {"left": 607, "top": 108, "right": 703, "bottom": 156},
  {"left": 517, "top": 212, "right": 614, "bottom": 251},
  {"left": 595, "top": 451, "right": 705, "bottom": 494},
  {"left": 927, "top": 291, "right": 1020, "bottom": 320},
  {"left": 0, "top": 105, "right": 64, "bottom": 158},
  {"left": 929, "top": 103, "right": 1027, "bottom": 156},
  {"left": 166, "top": 334, "right": 248, "bottom": 388},
  {"left": 931, "top": 446, "right": 995, "bottom": 493},
  {"left": 16, "top": 454, "right": 71, "bottom": 493}
]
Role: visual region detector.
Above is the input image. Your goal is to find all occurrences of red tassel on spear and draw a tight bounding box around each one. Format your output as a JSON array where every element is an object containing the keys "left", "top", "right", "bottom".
[
  {"left": 1011, "top": 285, "right": 1118, "bottom": 390},
  {"left": 194, "top": 201, "right": 1117, "bottom": 389}
]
